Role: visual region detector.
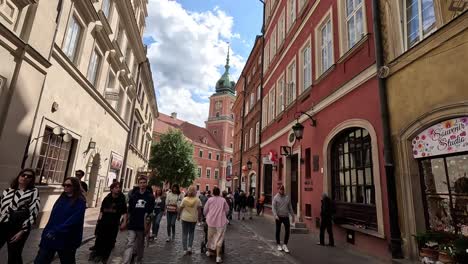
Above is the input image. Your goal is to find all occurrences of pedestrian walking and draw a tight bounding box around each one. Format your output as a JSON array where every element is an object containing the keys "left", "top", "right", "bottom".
[
  {"left": 233, "top": 188, "right": 240, "bottom": 212},
  {"left": 89, "top": 182, "right": 127, "bottom": 263},
  {"left": 237, "top": 190, "right": 247, "bottom": 220},
  {"left": 165, "top": 184, "right": 182, "bottom": 242},
  {"left": 0, "top": 168, "right": 40, "bottom": 264},
  {"left": 204, "top": 187, "right": 229, "bottom": 264},
  {"left": 222, "top": 191, "right": 233, "bottom": 222},
  {"left": 317, "top": 193, "right": 335, "bottom": 247},
  {"left": 75, "top": 170, "right": 88, "bottom": 193},
  {"left": 272, "top": 185, "right": 295, "bottom": 253},
  {"left": 246, "top": 192, "right": 255, "bottom": 220},
  {"left": 34, "top": 177, "right": 86, "bottom": 264},
  {"left": 150, "top": 187, "right": 165, "bottom": 241},
  {"left": 256, "top": 193, "right": 265, "bottom": 216},
  {"left": 178, "top": 186, "right": 202, "bottom": 255},
  {"left": 121, "top": 175, "right": 154, "bottom": 264},
  {"left": 199, "top": 191, "right": 208, "bottom": 223}
]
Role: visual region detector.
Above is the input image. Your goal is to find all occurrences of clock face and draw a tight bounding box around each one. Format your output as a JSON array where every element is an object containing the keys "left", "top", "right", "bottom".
[{"left": 215, "top": 101, "right": 222, "bottom": 110}]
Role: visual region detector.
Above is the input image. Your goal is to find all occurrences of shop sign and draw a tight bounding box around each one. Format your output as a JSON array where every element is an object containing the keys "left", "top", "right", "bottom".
[
  {"left": 412, "top": 117, "right": 468, "bottom": 158},
  {"left": 110, "top": 153, "right": 123, "bottom": 170}
]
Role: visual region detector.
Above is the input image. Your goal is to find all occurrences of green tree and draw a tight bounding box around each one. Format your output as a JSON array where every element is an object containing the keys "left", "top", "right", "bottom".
[{"left": 149, "top": 129, "right": 197, "bottom": 187}]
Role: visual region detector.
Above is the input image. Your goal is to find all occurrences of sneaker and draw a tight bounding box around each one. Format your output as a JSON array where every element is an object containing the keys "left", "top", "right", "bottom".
[
  {"left": 166, "top": 237, "right": 171, "bottom": 242},
  {"left": 216, "top": 256, "right": 223, "bottom": 263},
  {"left": 283, "top": 244, "right": 290, "bottom": 253},
  {"left": 183, "top": 250, "right": 188, "bottom": 255},
  {"left": 188, "top": 247, "right": 192, "bottom": 254},
  {"left": 277, "top": 244, "right": 283, "bottom": 251},
  {"left": 206, "top": 251, "right": 212, "bottom": 257}
]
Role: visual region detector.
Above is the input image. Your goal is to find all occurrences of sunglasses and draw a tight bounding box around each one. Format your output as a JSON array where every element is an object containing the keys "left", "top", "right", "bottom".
[
  {"left": 62, "top": 184, "right": 73, "bottom": 188},
  {"left": 21, "top": 174, "right": 34, "bottom": 179}
]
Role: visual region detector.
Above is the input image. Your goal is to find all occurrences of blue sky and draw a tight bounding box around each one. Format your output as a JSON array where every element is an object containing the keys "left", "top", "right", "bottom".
[{"left": 144, "top": 0, "right": 263, "bottom": 125}]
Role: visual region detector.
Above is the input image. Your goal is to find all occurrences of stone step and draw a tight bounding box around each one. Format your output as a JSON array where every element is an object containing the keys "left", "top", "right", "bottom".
[
  {"left": 291, "top": 226, "right": 309, "bottom": 234},
  {"left": 294, "top": 222, "right": 307, "bottom": 228}
]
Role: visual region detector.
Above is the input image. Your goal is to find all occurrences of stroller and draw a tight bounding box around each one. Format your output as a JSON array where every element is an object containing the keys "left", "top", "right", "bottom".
[{"left": 200, "top": 218, "right": 225, "bottom": 255}]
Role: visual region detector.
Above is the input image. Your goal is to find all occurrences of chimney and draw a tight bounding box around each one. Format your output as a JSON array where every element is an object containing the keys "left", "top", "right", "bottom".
[{"left": 171, "top": 112, "right": 177, "bottom": 119}]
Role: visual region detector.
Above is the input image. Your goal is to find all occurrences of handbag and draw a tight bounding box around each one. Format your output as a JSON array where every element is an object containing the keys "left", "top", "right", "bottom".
[{"left": 8, "top": 207, "right": 30, "bottom": 229}]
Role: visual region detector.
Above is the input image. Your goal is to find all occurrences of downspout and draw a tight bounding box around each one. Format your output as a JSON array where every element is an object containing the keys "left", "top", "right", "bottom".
[
  {"left": 121, "top": 59, "right": 145, "bottom": 187},
  {"left": 257, "top": 0, "right": 265, "bottom": 201},
  {"left": 372, "top": 0, "right": 403, "bottom": 258},
  {"left": 238, "top": 75, "right": 247, "bottom": 190}
]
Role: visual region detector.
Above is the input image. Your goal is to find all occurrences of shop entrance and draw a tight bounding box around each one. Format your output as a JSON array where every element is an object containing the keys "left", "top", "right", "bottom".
[
  {"left": 419, "top": 152, "right": 468, "bottom": 235},
  {"left": 264, "top": 164, "right": 273, "bottom": 204},
  {"left": 290, "top": 154, "right": 299, "bottom": 214}
]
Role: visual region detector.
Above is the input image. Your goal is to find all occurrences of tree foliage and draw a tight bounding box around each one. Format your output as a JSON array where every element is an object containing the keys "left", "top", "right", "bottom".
[{"left": 149, "top": 129, "right": 196, "bottom": 187}]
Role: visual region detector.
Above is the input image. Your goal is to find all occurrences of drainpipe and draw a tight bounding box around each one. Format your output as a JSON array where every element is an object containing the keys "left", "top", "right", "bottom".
[
  {"left": 257, "top": 0, "right": 265, "bottom": 201},
  {"left": 238, "top": 75, "right": 247, "bottom": 190},
  {"left": 121, "top": 59, "right": 145, "bottom": 188},
  {"left": 372, "top": 0, "right": 403, "bottom": 258}
]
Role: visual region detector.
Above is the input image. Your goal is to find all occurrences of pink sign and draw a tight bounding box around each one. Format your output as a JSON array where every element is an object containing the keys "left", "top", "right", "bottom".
[{"left": 412, "top": 117, "right": 468, "bottom": 158}]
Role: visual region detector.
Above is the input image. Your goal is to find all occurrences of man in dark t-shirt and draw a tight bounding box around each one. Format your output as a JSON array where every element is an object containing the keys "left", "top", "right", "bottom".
[
  {"left": 75, "top": 170, "right": 88, "bottom": 193},
  {"left": 122, "top": 176, "right": 154, "bottom": 264}
]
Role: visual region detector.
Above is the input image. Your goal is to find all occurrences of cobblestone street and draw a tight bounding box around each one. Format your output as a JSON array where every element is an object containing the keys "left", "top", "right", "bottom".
[{"left": 61, "top": 213, "right": 391, "bottom": 264}]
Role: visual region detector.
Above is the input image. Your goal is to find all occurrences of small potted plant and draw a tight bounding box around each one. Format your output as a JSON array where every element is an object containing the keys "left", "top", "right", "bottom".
[{"left": 438, "top": 244, "right": 456, "bottom": 263}]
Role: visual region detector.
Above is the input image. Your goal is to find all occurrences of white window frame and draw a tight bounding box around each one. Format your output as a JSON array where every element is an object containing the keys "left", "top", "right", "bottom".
[
  {"left": 278, "top": 9, "right": 285, "bottom": 46},
  {"left": 270, "top": 26, "right": 276, "bottom": 61},
  {"left": 299, "top": 40, "right": 311, "bottom": 94},
  {"left": 257, "top": 85, "right": 261, "bottom": 101},
  {"left": 276, "top": 74, "right": 285, "bottom": 116},
  {"left": 198, "top": 166, "right": 202, "bottom": 177},
  {"left": 403, "top": 0, "right": 437, "bottom": 50},
  {"left": 63, "top": 14, "right": 84, "bottom": 63},
  {"left": 268, "top": 87, "right": 276, "bottom": 124},
  {"left": 286, "top": 58, "right": 296, "bottom": 106},
  {"left": 87, "top": 47, "right": 103, "bottom": 86},
  {"left": 298, "top": 0, "right": 307, "bottom": 13},
  {"left": 255, "top": 122, "right": 260, "bottom": 144},
  {"left": 206, "top": 168, "right": 211, "bottom": 178},
  {"left": 316, "top": 9, "right": 334, "bottom": 77},
  {"left": 337, "top": 0, "right": 367, "bottom": 56},
  {"left": 102, "top": 0, "right": 112, "bottom": 18},
  {"left": 287, "top": 0, "right": 296, "bottom": 31},
  {"left": 208, "top": 152, "right": 212, "bottom": 160},
  {"left": 214, "top": 169, "right": 219, "bottom": 179},
  {"left": 199, "top": 149, "right": 203, "bottom": 158},
  {"left": 244, "top": 133, "right": 248, "bottom": 151},
  {"left": 264, "top": 40, "right": 270, "bottom": 73},
  {"left": 262, "top": 95, "right": 268, "bottom": 129},
  {"left": 250, "top": 93, "right": 255, "bottom": 110},
  {"left": 245, "top": 100, "right": 249, "bottom": 116},
  {"left": 249, "top": 127, "right": 254, "bottom": 148}
]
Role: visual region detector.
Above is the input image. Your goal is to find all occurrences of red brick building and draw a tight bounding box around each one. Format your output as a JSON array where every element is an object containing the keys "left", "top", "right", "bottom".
[
  {"left": 153, "top": 52, "right": 235, "bottom": 192},
  {"left": 257, "top": 0, "right": 391, "bottom": 260},
  {"left": 232, "top": 35, "right": 263, "bottom": 196}
]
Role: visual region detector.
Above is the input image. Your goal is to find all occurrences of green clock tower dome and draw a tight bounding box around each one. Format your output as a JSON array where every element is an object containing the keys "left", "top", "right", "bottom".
[{"left": 215, "top": 47, "right": 236, "bottom": 95}]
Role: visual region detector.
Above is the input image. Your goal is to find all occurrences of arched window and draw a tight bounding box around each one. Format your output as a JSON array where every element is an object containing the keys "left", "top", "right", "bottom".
[{"left": 331, "top": 127, "right": 377, "bottom": 229}]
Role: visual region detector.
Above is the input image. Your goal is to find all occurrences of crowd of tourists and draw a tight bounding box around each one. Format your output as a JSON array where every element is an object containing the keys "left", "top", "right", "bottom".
[{"left": 0, "top": 168, "right": 336, "bottom": 264}]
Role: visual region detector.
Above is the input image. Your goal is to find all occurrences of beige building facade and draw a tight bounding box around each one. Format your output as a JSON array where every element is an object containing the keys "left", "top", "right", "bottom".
[
  {"left": 0, "top": 0, "right": 157, "bottom": 225},
  {"left": 379, "top": 0, "right": 467, "bottom": 260}
]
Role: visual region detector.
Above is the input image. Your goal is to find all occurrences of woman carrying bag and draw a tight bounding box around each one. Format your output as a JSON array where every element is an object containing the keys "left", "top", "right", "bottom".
[{"left": 0, "top": 168, "right": 40, "bottom": 264}]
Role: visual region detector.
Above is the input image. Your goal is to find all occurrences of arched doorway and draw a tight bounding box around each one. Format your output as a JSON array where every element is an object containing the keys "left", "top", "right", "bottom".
[
  {"left": 249, "top": 171, "right": 257, "bottom": 196},
  {"left": 87, "top": 153, "right": 100, "bottom": 207}
]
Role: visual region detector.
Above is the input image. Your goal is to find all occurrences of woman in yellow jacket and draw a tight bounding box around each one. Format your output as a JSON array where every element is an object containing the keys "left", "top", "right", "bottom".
[{"left": 177, "top": 186, "right": 202, "bottom": 255}]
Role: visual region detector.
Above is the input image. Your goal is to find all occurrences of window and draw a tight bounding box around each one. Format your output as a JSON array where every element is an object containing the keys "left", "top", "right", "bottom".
[
  {"left": 268, "top": 87, "right": 276, "bottom": 124},
  {"left": 206, "top": 168, "right": 211, "bottom": 178},
  {"left": 199, "top": 149, "right": 203, "bottom": 158},
  {"left": 198, "top": 167, "right": 202, "bottom": 177},
  {"left": 87, "top": 49, "right": 102, "bottom": 86},
  {"left": 287, "top": 0, "right": 296, "bottom": 30},
  {"left": 404, "top": 0, "right": 436, "bottom": 48},
  {"left": 305, "top": 148, "right": 311, "bottom": 178},
  {"left": 208, "top": 152, "right": 212, "bottom": 160},
  {"left": 278, "top": 9, "right": 285, "bottom": 45},
  {"left": 105, "top": 70, "right": 116, "bottom": 89},
  {"left": 298, "top": 0, "right": 307, "bottom": 12},
  {"left": 270, "top": 27, "right": 276, "bottom": 61},
  {"left": 318, "top": 17, "right": 333, "bottom": 75},
  {"left": 262, "top": 95, "right": 268, "bottom": 129},
  {"left": 264, "top": 41, "right": 269, "bottom": 72},
  {"left": 255, "top": 122, "right": 260, "bottom": 144},
  {"left": 244, "top": 101, "right": 249, "bottom": 116},
  {"left": 276, "top": 76, "right": 285, "bottom": 115},
  {"left": 216, "top": 153, "right": 220, "bottom": 161},
  {"left": 286, "top": 60, "right": 296, "bottom": 106},
  {"left": 196, "top": 184, "right": 200, "bottom": 191},
  {"left": 257, "top": 85, "right": 261, "bottom": 101},
  {"left": 102, "top": 0, "right": 111, "bottom": 17},
  {"left": 250, "top": 93, "right": 255, "bottom": 110},
  {"left": 419, "top": 154, "right": 468, "bottom": 234},
  {"left": 244, "top": 133, "right": 248, "bottom": 151},
  {"left": 214, "top": 169, "right": 219, "bottom": 179},
  {"left": 300, "top": 44, "right": 311, "bottom": 94},
  {"left": 63, "top": 16, "right": 83, "bottom": 62},
  {"left": 345, "top": 0, "right": 365, "bottom": 49},
  {"left": 249, "top": 127, "right": 254, "bottom": 148},
  {"left": 205, "top": 185, "right": 209, "bottom": 191},
  {"left": 331, "top": 128, "right": 377, "bottom": 229},
  {"left": 36, "top": 127, "right": 74, "bottom": 184}
]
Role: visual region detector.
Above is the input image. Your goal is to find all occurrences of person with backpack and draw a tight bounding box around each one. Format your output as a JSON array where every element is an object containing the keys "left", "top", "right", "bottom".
[{"left": 317, "top": 193, "right": 335, "bottom": 247}]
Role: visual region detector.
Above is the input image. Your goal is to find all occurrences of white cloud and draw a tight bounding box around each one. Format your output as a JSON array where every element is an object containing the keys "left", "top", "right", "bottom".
[{"left": 145, "top": 0, "right": 245, "bottom": 126}]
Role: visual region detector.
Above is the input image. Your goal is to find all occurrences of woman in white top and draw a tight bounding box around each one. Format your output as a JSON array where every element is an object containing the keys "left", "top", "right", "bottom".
[{"left": 165, "top": 184, "right": 182, "bottom": 242}]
